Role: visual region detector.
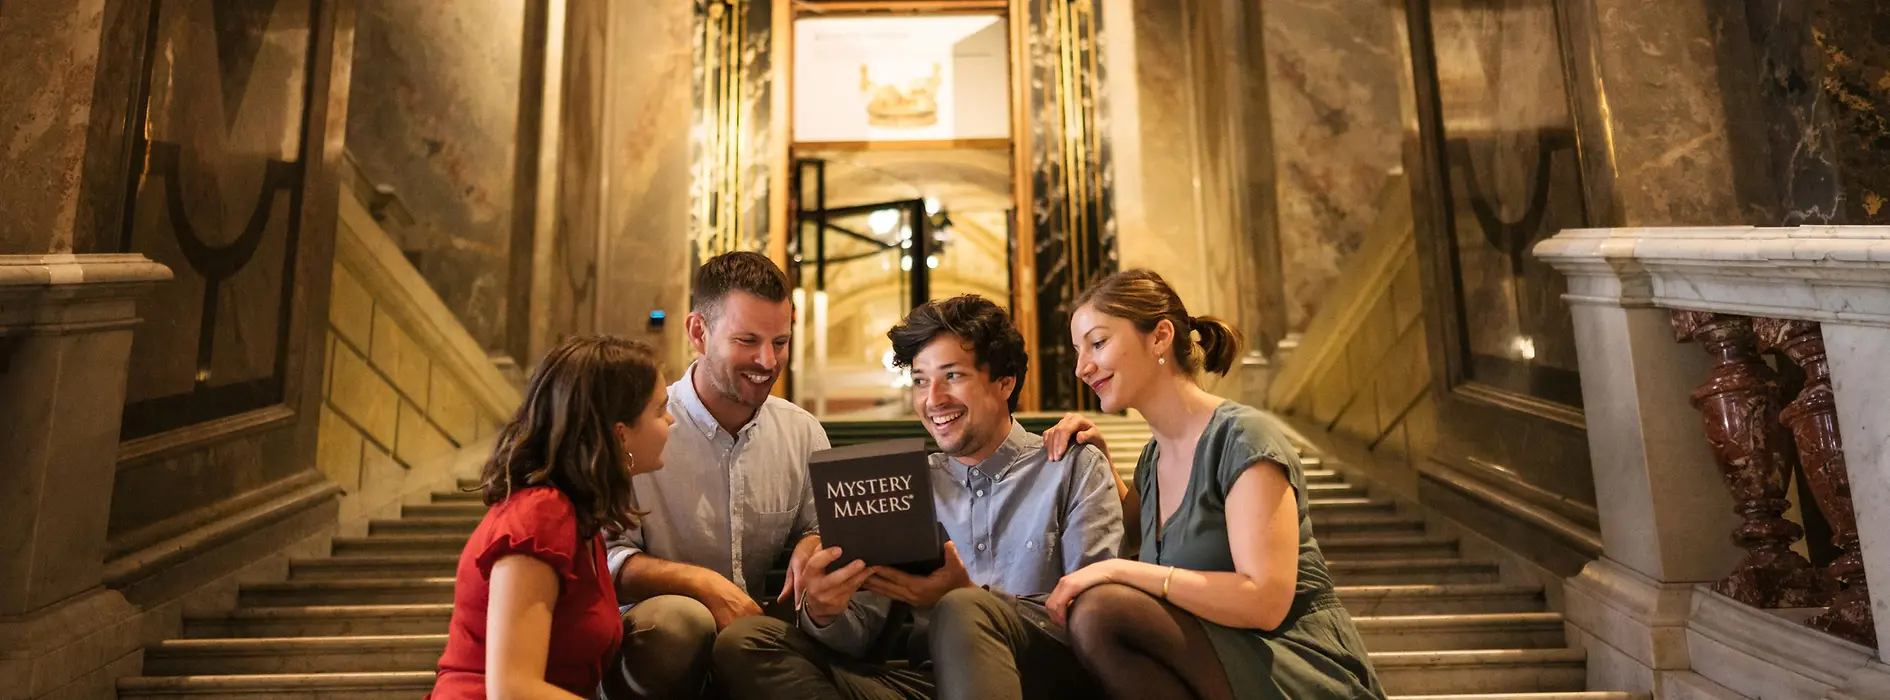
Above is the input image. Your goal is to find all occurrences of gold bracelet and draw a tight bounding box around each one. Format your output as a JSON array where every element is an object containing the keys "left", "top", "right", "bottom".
[{"left": 1161, "top": 566, "right": 1177, "bottom": 599}]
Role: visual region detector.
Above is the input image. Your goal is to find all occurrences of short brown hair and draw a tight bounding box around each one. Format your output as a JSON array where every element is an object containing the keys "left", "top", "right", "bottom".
[
  {"left": 692, "top": 251, "right": 791, "bottom": 323},
  {"left": 480, "top": 335, "right": 662, "bottom": 537},
  {"left": 888, "top": 295, "right": 1028, "bottom": 411},
  {"left": 1074, "top": 269, "right": 1243, "bottom": 376}
]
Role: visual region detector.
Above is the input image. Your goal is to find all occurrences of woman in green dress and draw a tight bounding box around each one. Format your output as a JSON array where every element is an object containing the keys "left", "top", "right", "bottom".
[{"left": 1044, "top": 269, "right": 1385, "bottom": 700}]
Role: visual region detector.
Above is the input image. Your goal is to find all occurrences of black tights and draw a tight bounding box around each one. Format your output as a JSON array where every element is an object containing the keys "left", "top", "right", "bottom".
[{"left": 1066, "top": 583, "right": 1235, "bottom": 700}]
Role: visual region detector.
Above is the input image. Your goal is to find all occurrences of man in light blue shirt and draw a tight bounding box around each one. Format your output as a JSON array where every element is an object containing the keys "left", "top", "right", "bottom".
[
  {"left": 713, "top": 295, "right": 1125, "bottom": 700},
  {"left": 603, "top": 252, "right": 828, "bottom": 700}
]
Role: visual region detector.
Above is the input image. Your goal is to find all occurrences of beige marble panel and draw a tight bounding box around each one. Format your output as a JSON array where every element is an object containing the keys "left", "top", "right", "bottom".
[
  {"left": 329, "top": 264, "right": 375, "bottom": 350},
  {"left": 361, "top": 446, "right": 409, "bottom": 506},
  {"left": 1334, "top": 379, "right": 1382, "bottom": 442},
  {"left": 395, "top": 401, "right": 454, "bottom": 469},
  {"left": 371, "top": 309, "right": 431, "bottom": 407},
  {"left": 328, "top": 341, "right": 399, "bottom": 448},
  {"left": 1374, "top": 324, "right": 1431, "bottom": 426},
  {"left": 315, "top": 405, "right": 363, "bottom": 492},
  {"left": 427, "top": 365, "right": 479, "bottom": 446}
]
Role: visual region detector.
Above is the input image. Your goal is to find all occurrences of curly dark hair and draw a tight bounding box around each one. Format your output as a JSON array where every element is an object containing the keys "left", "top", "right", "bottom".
[
  {"left": 888, "top": 295, "right": 1028, "bottom": 411},
  {"left": 479, "top": 335, "right": 661, "bottom": 538}
]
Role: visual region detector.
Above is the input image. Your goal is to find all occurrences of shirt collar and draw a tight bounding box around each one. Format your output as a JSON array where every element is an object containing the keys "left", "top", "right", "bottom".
[
  {"left": 941, "top": 419, "right": 1038, "bottom": 482},
  {"left": 673, "top": 362, "right": 761, "bottom": 441}
]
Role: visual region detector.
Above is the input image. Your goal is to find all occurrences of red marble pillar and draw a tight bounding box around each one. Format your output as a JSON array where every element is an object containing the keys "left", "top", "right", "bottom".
[
  {"left": 1673, "top": 311, "right": 1831, "bottom": 608},
  {"left": 1755, "top": 317, "right": 1876, "bottom": 646}
]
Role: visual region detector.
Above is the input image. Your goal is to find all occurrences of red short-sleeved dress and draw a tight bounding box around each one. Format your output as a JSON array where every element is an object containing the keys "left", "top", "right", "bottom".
[{"left": 429, "top": 487, "right": 623, "bottom": 699}]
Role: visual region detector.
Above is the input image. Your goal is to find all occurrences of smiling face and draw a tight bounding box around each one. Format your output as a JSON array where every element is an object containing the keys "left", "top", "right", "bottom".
[
  {"left": 1070, "top": 303, "right": 1171, "bottom": 413},
  {"left": 910, "top": 333, "right": 1015, "bottom": 463},
  {"left": 690, "top": 290, "right": 793, "bottom": 412}
]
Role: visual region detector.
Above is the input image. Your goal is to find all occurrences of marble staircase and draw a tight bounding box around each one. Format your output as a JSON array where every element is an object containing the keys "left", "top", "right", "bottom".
[
  {"left": 116, "top": 412, "right": 1647, "bottom": 699},
  {"left": 1087, "top": 413, "right": 1641, "bottom": 700}
]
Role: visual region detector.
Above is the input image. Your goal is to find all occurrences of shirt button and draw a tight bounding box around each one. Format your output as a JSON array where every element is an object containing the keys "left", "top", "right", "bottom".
[
  {"left": 976, "top": 542, "right": 987, "bottom": 552},
  {"left": 975, "top": 489, "right": 984, "bottom": 497},
  {"left": 1026, "top": 541, "right": 1034, "bottom": 550}
]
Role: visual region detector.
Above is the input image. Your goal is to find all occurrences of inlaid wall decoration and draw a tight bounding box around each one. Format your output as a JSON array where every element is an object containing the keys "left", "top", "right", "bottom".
[
  {"left": 1022, "top": 0, "right": 1116, "bottom": 411},
  {"left": 692, "top": 0, "right": 776, "bottom": 263},
  {"left": 1425, "top": 0, "right": 1585, "bottom": 408},
  {"left": 117, "top": 0, "right": 320, "bottom": 440}
]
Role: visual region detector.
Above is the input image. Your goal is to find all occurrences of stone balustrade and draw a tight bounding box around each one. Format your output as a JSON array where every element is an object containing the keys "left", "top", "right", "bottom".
[{"left": 1536, "top": 227, "right": 1890, "bottom": 697}]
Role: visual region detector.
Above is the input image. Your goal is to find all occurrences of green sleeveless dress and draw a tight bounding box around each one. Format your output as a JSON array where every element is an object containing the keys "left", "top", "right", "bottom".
[{"left": 1135, "top": 401, "right": 1384, "bottom": 700}]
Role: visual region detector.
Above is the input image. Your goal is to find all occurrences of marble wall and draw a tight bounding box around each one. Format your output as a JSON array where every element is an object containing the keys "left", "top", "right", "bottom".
[
  {"left": 0, "top": 0, "right": 145, "bottom": 255},
  {"left": 345, "top": 0, "right": 527, "bottom": 354},
  {"left": 1264, "top": 0, "right": 1407, "bottom": 332},
  {"left": 1807, "top": 0, "right": 1890, "bottom": 224}
]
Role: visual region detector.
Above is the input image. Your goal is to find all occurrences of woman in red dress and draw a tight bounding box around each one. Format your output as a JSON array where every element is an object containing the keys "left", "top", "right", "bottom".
[{"left": 430, "top": 335, "right": 674, "bottom": 699}]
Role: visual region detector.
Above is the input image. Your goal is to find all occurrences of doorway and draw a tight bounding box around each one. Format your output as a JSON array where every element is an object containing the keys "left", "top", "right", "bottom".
[{"left": 785, "top": 6, "right": 1018, "bottom": 418}]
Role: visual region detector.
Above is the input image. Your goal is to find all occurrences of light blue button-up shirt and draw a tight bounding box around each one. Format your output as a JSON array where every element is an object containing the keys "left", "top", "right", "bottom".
[
  {"left": 606, "top": 363, "right": 829, "bottom": 599},
  {"left": 804, "top": 420, "right": 1124, "bottom": 656}
]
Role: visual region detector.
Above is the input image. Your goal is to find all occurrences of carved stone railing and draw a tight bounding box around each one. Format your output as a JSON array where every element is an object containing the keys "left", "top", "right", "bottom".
[{"left": 1536, "top": 227, "right": 1890, "bottom": 662}]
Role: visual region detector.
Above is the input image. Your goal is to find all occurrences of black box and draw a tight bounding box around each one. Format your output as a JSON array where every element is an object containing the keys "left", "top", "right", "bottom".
[{"left": 809, "top": 438, "right": 943, "bottom": 575}]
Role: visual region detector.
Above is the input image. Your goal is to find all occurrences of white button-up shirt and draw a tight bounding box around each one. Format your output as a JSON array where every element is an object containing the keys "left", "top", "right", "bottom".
[{"left": 606, "top": 363, "right": 829, "bottom": 599}]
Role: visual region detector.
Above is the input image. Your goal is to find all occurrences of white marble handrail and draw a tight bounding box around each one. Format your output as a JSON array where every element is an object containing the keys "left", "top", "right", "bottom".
[
  {"left": 1535, "top": 224, "right": 1890, "bottom": 656},
  {"left": 1535, "top": 226, "right": 1890, "bottom": 323}
]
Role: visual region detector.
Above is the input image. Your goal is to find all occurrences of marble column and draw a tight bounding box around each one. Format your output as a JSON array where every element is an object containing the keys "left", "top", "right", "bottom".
[
  {"left": 0, "top": 255, "right": 170, "bottom": 697},
  {"left": 1538, "top": 244, "right": 1746, "bottom": 691},
  {"left": 1559, "top": 0, "right": 1782, "bottom": 226}
]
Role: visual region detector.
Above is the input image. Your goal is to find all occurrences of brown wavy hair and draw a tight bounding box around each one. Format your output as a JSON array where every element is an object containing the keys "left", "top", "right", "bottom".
[
  {"left": 479, "top": 335, "right": 661, "bottom": 538},
  {"left": 887, "top": 295, "right": 1028, "bottom": 411},
  {"left": 1074, "top": 269, "right": 1243, "bottom": 376}
]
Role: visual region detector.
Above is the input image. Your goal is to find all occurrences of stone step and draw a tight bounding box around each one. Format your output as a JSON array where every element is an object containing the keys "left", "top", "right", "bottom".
[
  {"left": 118, "top": 671, "right": 434, "bottom": 699},
  {"left": 240, "top": 578, "right": 456, "bottom": 607},
  {"left": 291, "top": 555, "right": 459, "bottom": 581},
  {"left": 1318, "top": 534, "right": 1460, "bottom": 561},
  {"left": 402, "top": 503, "right": 487, "bottom": 518},
  {"left": 1372, "top": 648, "right": 1587, "bottom": 696},
  {"left": 1312, "top": 512, "right": 1428, "bottom": 536},
  {"left": 370, "top": 517, "right": 480, "bottom": 536},
  {"left": 143, "top": 635, "right": 445, "bottom": 675},
  {"left": 1391, "top": 692, "right": 1655, "bottom": 696},
  {"left": 1336, "top": 584, "right": 1546, "bottom": 617},
  {"left": 1355, "top": 613, "right": 1566, "bottom": 652},
  {"left": 1304, "top": 468, "right": 1343, "bottom": 484},
  {"left": 1309, "top": 497, "right": 1399, "bottom": 514},
  {"left": 1305, "top": 482, "right": 1369, "bottom": 498},
  {"left": 1327, "top": 559, "right": 1499, "bottom": 586},
  {"left": 431, "top": 490, "right": 482, "bottom": 503},
  {"left": 184, "top": 605, "right": 453, "bottom": 638},
  {"left": 332, "top": 534, "right": 467, "bottom": 556},
  {"left": 1390, "top": 694, "right": 1647, "bottom": 700}
]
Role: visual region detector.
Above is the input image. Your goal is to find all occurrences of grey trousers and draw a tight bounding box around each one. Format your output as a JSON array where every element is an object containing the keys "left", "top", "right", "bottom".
[
  {"left": 711, "top": 587, "right": 1101, "bottom": 700},
  {"left": 601, "top": 595, "right": 719, "bottom": 700}
]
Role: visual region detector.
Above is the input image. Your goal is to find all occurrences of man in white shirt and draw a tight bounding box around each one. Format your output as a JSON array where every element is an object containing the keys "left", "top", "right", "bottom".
[{"left": 603, "top": 252, "right": 828, "bottom": 700}]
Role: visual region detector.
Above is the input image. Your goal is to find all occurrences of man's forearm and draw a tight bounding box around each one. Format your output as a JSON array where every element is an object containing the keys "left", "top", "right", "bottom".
[{"left": 615, "top": 552, "right": 719, "bottom": 601}]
